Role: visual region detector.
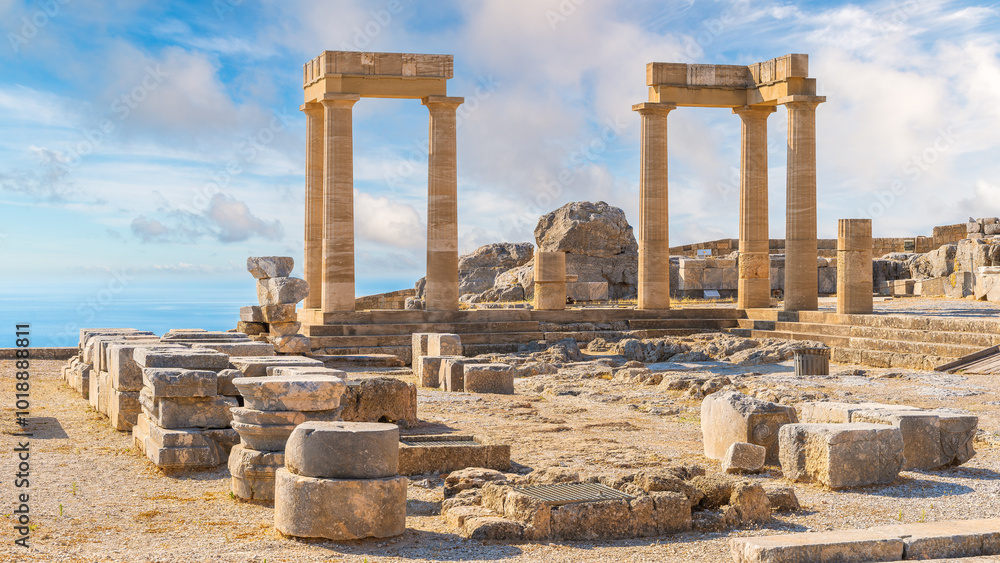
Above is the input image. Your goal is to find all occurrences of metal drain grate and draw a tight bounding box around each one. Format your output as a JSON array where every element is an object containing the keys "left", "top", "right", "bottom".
[
  {"left": 513, "top": 483, "right": 634, "bottom": 506},
  {"left": 400, "top": 435, "right": 479, "bottom": 447}
]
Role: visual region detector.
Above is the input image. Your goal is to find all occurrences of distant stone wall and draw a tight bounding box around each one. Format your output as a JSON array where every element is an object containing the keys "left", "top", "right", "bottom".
[{"left": 355, "top": 289, "right": 417, "bottom": 311}]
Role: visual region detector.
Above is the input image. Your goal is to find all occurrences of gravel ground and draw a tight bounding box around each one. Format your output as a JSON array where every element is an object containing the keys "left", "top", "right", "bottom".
[{"left": 3, "top": 334, "right": 1000, "bottom": 562}]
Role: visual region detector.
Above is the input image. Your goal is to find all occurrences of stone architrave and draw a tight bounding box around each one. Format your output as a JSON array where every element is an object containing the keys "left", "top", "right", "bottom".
[
  {"left": 423, "top": 95, "right": 464, "bottom": 312},
  {"left": 701, "top": 391, "right": 797, "bottom": 465},
  {"left": 837, "top": 218, "right": 874, "bottom": 314},
  {"left": 781, "top": 95, "right": 825, "bottom": 312},
  {"left": 633, "top": 102, "right": 675, "bottom": 310},
  {"left": 733, "top": 105, "right": 775, "bottom": 309},
  {"left": 321, "top": 93, "right": 360, "bottom": 312}
]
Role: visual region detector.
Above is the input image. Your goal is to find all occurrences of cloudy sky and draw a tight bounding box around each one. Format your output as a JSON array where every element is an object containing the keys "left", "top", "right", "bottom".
[{"left": 2, "top": 0, "right": 999, "bottom": 301}]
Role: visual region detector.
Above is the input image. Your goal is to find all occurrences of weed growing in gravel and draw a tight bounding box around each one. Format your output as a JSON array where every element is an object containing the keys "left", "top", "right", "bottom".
[
  {"left": 71, "top": 482, "right": 78, "bottom": 496},
  {"left": 59, "top": 504, "right": 63, "bottom": 517},
  {"left": 897, "top": 508, "right": 904, "bottom": 521}
]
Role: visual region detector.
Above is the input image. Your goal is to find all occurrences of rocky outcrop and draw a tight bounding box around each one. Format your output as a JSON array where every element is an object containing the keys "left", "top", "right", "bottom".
[{"left": 416, "top": 242, "right": 533, "bottom": 301}]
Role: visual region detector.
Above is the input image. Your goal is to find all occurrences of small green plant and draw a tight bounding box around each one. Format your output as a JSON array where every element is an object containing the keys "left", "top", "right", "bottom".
[
  {"left": 28, "top": 524, "right": 38, "bottom": 531},
  {"left": 919, "top": 508, "right": 926, "bottom": 523},
  {"left": 58, "top": 504, "right": 63, "bottom": 517},
  {"left": 897, "top": 508, "right": 903, "bottom": 521},
  {"left": 229, "top": 491, "right": 236, "bottom": 500},
  {"left": 71, "top": 482, "right": 78, "bottom": 496}
]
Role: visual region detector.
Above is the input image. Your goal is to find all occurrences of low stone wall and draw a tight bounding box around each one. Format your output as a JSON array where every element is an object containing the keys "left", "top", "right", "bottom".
[
  {"left": 355, "top": 289, "right": 417, "bottom": 311},
  {"left": 0, "top": 347, "right": 76, "bottom": 359}
]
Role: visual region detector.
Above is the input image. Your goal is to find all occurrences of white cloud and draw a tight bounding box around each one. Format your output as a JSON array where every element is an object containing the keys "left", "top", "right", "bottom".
[{"left": 355, "top": 189, "right": 425, "bottom": 248}]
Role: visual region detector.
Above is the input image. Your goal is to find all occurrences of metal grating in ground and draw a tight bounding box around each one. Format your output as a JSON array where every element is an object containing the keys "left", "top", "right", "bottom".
[
  {"left": 400, "top": 435, "right": 479, "bottom": 447},
  {"left": 513, "top": 483, "right": 634, "bottom": 507}
]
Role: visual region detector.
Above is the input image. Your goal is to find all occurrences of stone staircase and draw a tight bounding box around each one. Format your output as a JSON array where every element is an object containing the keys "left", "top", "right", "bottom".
[
  {"left": 728, "top": 309, "right": 1000, "bottom": 370},
  {"left": 302, "top": 308, "right": 742, "bottom": 365}
]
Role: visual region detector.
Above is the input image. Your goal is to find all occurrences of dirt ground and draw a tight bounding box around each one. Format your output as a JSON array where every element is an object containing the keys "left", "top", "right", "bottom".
[{"left": 3, "top": 330, "right": 1000, "bottom": 562}]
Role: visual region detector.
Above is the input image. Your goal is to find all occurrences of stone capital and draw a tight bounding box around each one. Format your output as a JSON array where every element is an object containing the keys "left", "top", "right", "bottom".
[
  {"left": 732, "top": 104, "right": 777, "bottom": 120},
  {"left": 632, "top": 102, "right": 677, "bottom": 115},
  {"left": 778, "top": 95, "right": 826, "bottom": 109},
  {"left": 320, "top": 93, "right": 361, "bottom": 108},
  {"left": 422, "top": 95, "right": 464, "bottom": 110},
  {"left": 300, "top": 101, "right": 324, "bottom": 114}
]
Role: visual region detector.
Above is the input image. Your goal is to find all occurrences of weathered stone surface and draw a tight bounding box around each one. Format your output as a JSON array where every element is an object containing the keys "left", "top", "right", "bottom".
[
  {"left": 216, "top": 369, "right": 244, "bottom": 396},
  {"left": 724, "top": 482, "right": 771, "bottom": 525},
  {"left": 272, "top": 334, "right": 312, "bottom": 355},
  {"left": 135, "top": 415, "right": 237, "bottom": 469},
  {"left": 268, "top": 322, "right": 302, "bottom": 338},
  {"left": 247, "top": 256, "right": 294, "bottom": 279},
  {"left": 870, "top": 519, "right": 1000, "bottom": 560},
  {"left": 139, "top": 389, "right": 237, "bottom": 429},
  {"left": 232, "top": 374, "right": 346, "bottom": 412},
  {"left": 109, "top": 344, "right": 186, "bottom": 392},
  {"left": 398, "top": 435, "right": 511, "bottom": 475},
  {"left": 419, "top": 355, "right": 461, "bottom": 388},
  {"left": 340, "top": 378, "right": 418, "bottom": 428},
  {"left": 109, "top": 389, "right": 141, "bottom": 431},
  {"left": 779, "top": 423, "right": 904, "bottom": 489},
  {"left": 274, "top": 469, "right": 407, "bottom": 540},
  {"left": 464, "top": 363, "right": 515, "bottom": 395},
  {"left": 938, "top": 413, "right": 978, "bottom": 468},
  {"left": 230, "top": 407, "right": 342, "bottom": 427},
  {"left": 731, "top": 530, "right": 905, "bottom": 563},
  {"left": 441, "top": 357, "right": 468, "bottom": 391},
  {"left": 133, "top": 348, "right": 230, "bottom": 371},
  {"left": 428, "top": 333, "right": 462, "bottom": 356},
  {"left": 239, "top": 306, "right": 265, "bottom": 323},
  {"left": 285, "top": 421, "right": 398, "bottom": 479},
  {"left": 231, "top": 421, "right": 297, "bottom": 451},
  {"left": 443, "top": 467, "right": 508, "bottom": 498},
  {"left": 460, "top": 242, "right": 535, "bottom": 295},
  {"left": 142, "top": 368, "right": 218, "bottom": 398},
  {"left": 723, "top": 442, "right": 766, "bottom": 474},
  {"left": 260, "top": 304, "right": 298, "bottom": 323},
  {"left": 229, "top": 444, "right": 284, "bottom": 501},
  {"left": 691, "top": 474, "right": 735, "bottom": 509},
  {"left": 190, "top": 341, "right": 275, "bottom": 357},
  {"left": 256, "top": 277, "right": 309, "bottom": 306},
  {"left": 764, "top": 485, "right": 800, "bottom": 512},
  {"left": 229, "top": 356, "right": 324, "bottom": 378},
  {"left": 701, "top": 391, "right": 797, "bottom": 465},
  {"left": 236, "top": 321, "right": 267, "bottom": 336}
]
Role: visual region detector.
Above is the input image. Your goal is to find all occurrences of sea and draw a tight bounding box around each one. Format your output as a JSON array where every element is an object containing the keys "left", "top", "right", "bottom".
[{"left": 0, "top": 277, "right": 413, "bottom": 349}]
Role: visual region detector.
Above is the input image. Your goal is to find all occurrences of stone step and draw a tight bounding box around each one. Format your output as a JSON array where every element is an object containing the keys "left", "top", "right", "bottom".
[
  {"left": 628, "top": 318, "right": 741, "bottom": 330},
  {"left": 737, "top": 319, "right": 776, "bottom": 331},
  {"left": 731, "top": 518, "right": 1000, "bottom": 563},
  {"left": 774, "top": 321, "right": 853, "bottom": 337},
  {"left": 746, "top": 328, "right": 980, "bottom": 359},
  {"left": 304, "top": 321, "right": 542, "bottom": 337}
]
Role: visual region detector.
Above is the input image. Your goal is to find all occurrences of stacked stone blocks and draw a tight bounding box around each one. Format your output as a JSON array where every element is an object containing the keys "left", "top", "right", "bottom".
[{"left": 244, "top": 256, "right": 312, "bottom": 354}]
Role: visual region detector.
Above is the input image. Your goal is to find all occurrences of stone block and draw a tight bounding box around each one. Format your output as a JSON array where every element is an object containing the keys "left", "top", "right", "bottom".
[
  {"left": 272, "top": 334, "right": 312, "bottom": 354},
  {"left": 428, "top": 333, "right": 462, "bottom": 357},
  {"left": 869, "top": 519, "right": 1000, "bottom": 560},
  {"left": 231, "top": 374, "right": 346, "bottom": 412},
  {"left": 229, "top": 356, "right": 324, "bottom": 378},
  {"left": 779, "top": 423, "right": 904, "bottom": 488},
  {"left": 397, "top": 435, "right": 510, "bottom": 475},
  {"left": 260, "top": 304, "right": 298, "bottom": 323},
  {"left": 109, "top": 343, "right": 187, "bottom": 392},
  {"left": 701, "top": 391, "right": 797, "bottom": 465},
  {"left": 411, "top": 333, "right": 431, "bottom": 367},
  {"left": 108, "top": 389, "right": 141, "bottom": 431},
  {"left": 229, "top": 444, "right": 284, "bottom": 500},
  {"left": 266, "top": 366, "right": 347, "bottom": 378},
  {"left": 419, "top": 355, "right": 461, "bottom": 388},
  {"left": 190, "top": 341, "right": 274, "bottom": 357},
  {"left": 340, "top": 378, "right": 418, "bottom": 428},
  {"left": 216, "top": 369, "right": 244, "bottom": 396},
  {"left": 256, "top": 277, "right": 309, "bottom": 306},
  {"left": 247, "top": 256, "right": 294, "bottom": 279},
  {"left": 94, "top": 335, "right": 161, "bottom": 373},
  {"left": 161, "top": 329, "right": 248, "bottom": 342},
  {"left": 284, "top": 421, "right": 398, "bottom": 479},
  {"left": 441, "top": 357, "right": 468, "bottom": 392},
  {"left": 139, "top": 389, "right": 237, "bottom": 429},
  {"left": 274, "top": 469, "right": 407, "bottom": 540},
  {"left": 89, "top": 369, "right": 101, "bottom": 410},
  {"left": 231, "top": 421, "right": 297, "bottom": 452},
  {"left": 142, "top": 368, "right": 218, "bottom": 398},
  {"left": 723, "top": 442, "right": 766, "bottom": 474},
  {"left": 230, "top": 407, "right": 342, "bottom": 427},
  {"left": 731, "top": 530, "right": 905, "bottom": 563},
  {"left": 239, "top": 306, "right": 264, "bottom": 322},
  {"left": 133, "top": 348, "right": 230, "bottom": 371},
  {"left": 463, "top": 364, "right": 515, "bottom": 395},
  {"left": 268, "top": 321, "right": 302, "bottom": 338},
  {"left": 236, "top": 321, "right": 267, "bottom": 336}
]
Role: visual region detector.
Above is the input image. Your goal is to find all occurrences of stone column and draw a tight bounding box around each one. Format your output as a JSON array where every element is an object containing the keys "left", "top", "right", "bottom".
[
  {"left": 534, "top": 251, "right": 567, "bottom": 311},
  {"left": 733, "top": 105, "right": 776, "bottom": 310},
  {"left": 422, "top": 96, "right": 464, "bottom": 312},
  {"left": 837, "top": 219, "right": 873, "bottom": 314},
  {"left": 320, "top": 93, "right": 361, "bottom": 313},
  {"left": 301, "top": 102, "right": 324, "bottom": 310},
  {"left": 632, "top": 102, "right": 677, "bottom": 310},
  {"left": 780, "top": 95, "right": 825, "bottom": 312}
]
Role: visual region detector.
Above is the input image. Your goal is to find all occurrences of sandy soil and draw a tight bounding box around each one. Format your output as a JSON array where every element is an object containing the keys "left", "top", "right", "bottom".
[{"left": 3, "top": 337, "right": 1000, "bottom": 562}]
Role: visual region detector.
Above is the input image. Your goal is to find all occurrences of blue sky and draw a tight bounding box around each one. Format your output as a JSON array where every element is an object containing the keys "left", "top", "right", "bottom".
[{"left": 2, "top": 0, "right": 999, "bottom": 303}]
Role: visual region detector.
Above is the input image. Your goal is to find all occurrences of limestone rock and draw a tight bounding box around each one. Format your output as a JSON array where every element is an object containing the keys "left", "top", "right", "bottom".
[
  {"left": 256, "top": 277, "right": 310, "bottom": 306},
  {"left": 139, "top": 390, "right": 237, "bottom": 429},
  {"left": 232, "top": 374, "right": 346, "bottom": 412},
  {"left": 458, "top": 242, "right": 534, "bottom": 295},
  {"left": 691, "top": 474, "right": 734, "bottom": 509},
  {"left": 340, "top": 378, "right": 418, "bottom": 428},
  {"left": 230, "top": 407, "right": 342, "bottom": 427},
  {"left": 463, "top": 363, "right": 515, "bottom": 394},
  {"left": 284, "top": 421, "right": 399, "bottom": 479},
  {"left": 911, "top": 244, "right": 957, "bottom": 279},
  {"left": 724, "top": 482, "right": 771, "bottom": 525},
  {"left": 142, "top": 368, "right": 218, "bottom": 398},
  {"left": 260, "top": 304, "right": 298, "bottom": 323},
  {"left": 444, "top": 467, "right": 508, "bottom": 498},
  {"left": 133, "top": 348, "right": 230, "bottom": 371},
  {"left": 229, "top": 444, "right": 284, "bottom": 500},
  {"left": 268, "top": 322, "right": 302, "bottom": 338},
  {"left": 763, "top": 485, "right": 800, "bottom": 512},
  {"left": 272, "top": 334, "right": 311, "bottom": 355},
  {"left": 701, "top": 391, "right": 798, "bottom": 465},
  {"left": 247, "top": 256, "right": 294, "bottom": 279},
  {"left": 722, "top": 442, "right": 766, "bottom": 474},
  {"left": 779, "top": 423, "right": 904, "bottom": 489},
  {"left": 274, "top": 469, "right": 407, "bottom": 540},
  {"left": 239, "top": 306, "right": 264, "bottom": 322},
  {"left": 229, "top": 356, "right": 325, "bottom": 378},
  {"left": 464, "top": 517, "right": 525, "bottom": 541}
]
